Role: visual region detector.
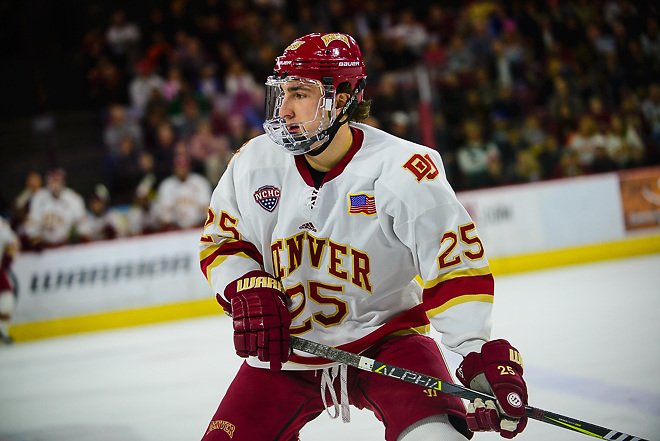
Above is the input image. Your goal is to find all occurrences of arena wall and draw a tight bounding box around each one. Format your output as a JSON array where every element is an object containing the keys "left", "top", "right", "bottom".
[{"left": 10, "top": 167, "right": 660, "bottom": 341}]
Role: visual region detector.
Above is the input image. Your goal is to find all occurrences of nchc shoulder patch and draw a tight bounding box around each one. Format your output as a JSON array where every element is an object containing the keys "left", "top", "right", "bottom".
[{"left": 254, "top": 185, "right": 281, "bottom": 212}]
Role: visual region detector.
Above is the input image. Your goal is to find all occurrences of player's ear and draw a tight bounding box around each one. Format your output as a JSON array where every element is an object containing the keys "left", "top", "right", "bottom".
[{"left": 335, "top": 92, "right": 350, "bottom": 109}]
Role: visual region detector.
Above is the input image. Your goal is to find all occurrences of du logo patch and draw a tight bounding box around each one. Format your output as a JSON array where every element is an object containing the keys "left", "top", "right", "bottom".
[
  {"left": 322, "top": 33, "right": 350, "bottom": 47},
  {"left": 254, "top": 185, "right": 281, "bottom": 212}
]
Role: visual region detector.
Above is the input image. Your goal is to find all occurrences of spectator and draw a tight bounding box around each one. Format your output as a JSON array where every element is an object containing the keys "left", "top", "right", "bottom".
[
  {"left": 492, "top": 86, "right": 525, "bottom": 122},
  {"left": 641, "top": 83, "right": 660, "bottom": 151},
  {"left": 24, "top": 169, "right": 86, "bottom": 249},
  {"left": 389, "top": 111, "right": 418, "bottom": 143},
  {"left": 224, "top": 59, "right": 262, "bottom": 125},
  {"left": 640, "top": 17, "right": 660, "bottom": 62},
  {"left": 225, "top": 114, "right": 252, "bottom": 152},
  {"left": 129, "top": 59, "right": 165, "bottom": 116},
  {"left": 536, "top": 135, "right": 564, "bottom": 179},
  {"left": 153, "top": 155, "right": 212, "bottom": 230},
  {"left": 151, "top": 122, "right": 178, "bottom": 181},
  {"left": 547, "top": 76, "right": 584, "bottom": 123},
  {"left": 126, "top": 185, "right": 160, "bottom": 236},
  {"left": 444, "top": 34, "right": 475, "bottom": 75},
  {"left": 590, "top": 143, "right": 618, "bottom": 173},
  {"left": 103, "top": 103, "right": 143, "bottom": 158},
  {"left": 105, "top": 135, "right": 142, "bottom": 205},
  {"left": 456, "top": 119, "right": 502, "bottom": 189},
  {"left": 586, "top": 95, "right": 611, "bottom": 131},
  {"left": 511, "top": 149, "right": 543, "bottom": 183},
  {"left": 126, "top": 158, "right": 159, "bottom": 236},
  {"left": 78, "top": 185, "right": 125, "bottom": 242},
  {"left": 386, "top": 9, "right": 429, "bottom": 57},
  {"left": 105, "top": 9, "right": 141, "bottom": 69},
  {"left": 11, "top": 171, "right": 42, "bottom": 242},
  {"left": 566, "top": 115, "right": 608, "bottom": 169},
  {"left": 0, "top": 217, "right": 18, "bottom": 344},
  {"left": 497, "top": 125, "right": 532, "bottom": 183},
  {"left": 520, "top": 114, "right": 548, "bottom": 147},
  {"left": 558, "top": 149, "right": 587, "bottom": 178},
  {"left": 604, "top": 113, "right": 646, "bottom": 168},
  {"left": 186, "top": 120, "right": 232, "bottom": 184},
  {"left": 162, "top": 66, "right": 185, "bottom": 101}
]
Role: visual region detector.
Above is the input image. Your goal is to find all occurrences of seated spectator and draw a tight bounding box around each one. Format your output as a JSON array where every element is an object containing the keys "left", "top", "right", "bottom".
[
  {"left": 536, "top": 135, "right": 564, "bottom": 180},
  {"left": 590, "top": 144, "right": 618, "bottom": 173},
  {"left": 151, "top": 122, "right": 178, "bottom": 181},
  {"left": 547, "top": 77, "right": 584, "bottom": 123},
  {"left": 566, "top": 115, "right": 607, "bottom": 168},
  {"left": 586, "top": 95, "right": 611, "bottom": 132},
  {"left": 103, "top": 103, "right": 143, "bottom": 159},
  {"left": 520, "top": 114, "right": 548, "bottom": 148},
  {"left": 557, "top": 149, "right": 587, "bottom": 178},
  {"left": 496, "top": 125, "right": 531, "bottom": 183},
  {"left": 492, "top": 86, "right": 525, "bottom": 122},
  {"left": 370, "top": 73, "right": 414, "bottom": 127},
  {"left": 78, "top": 185, "right": 126, "bottom": 242},
  {"left": 129, "top": 59, "right": 165, "bottom": 116},
  {"left": 105, "top": 9, "right": 141, "bottom": 69},
  {"left": 0, "top": 217, "right": 19, "bottom": 344},
  {"left": 105, "top": 135, "right": 143, "bottom": 205},
  {"left": 186, "top": 120, "right": 232, "bottom": 184},
  {"left": 126, "top": 184, "right": 160, "bottom": 236},
  {"left": 641, "top": 83, "right": 660, "bottom": 152},
  {"left": 389, "top": 111, "right": 418, "bottom": 143},
  {"left": 11, "top": 171, "right": 42, "bottom": 244},
  {"left": 456, "top": 120, "right": 502, "bottom": 189},
  {"left": 153, "top": 155, "right": 212, "bottom": 230},
  {"left": 23, "top": 169, "right": 86, "bottom": 250},
  {"left": 604, "top": 113, "right": 646, "bottom": 168},
  {"left": 511, "top": 149, "right": 542, "bottom": 183}
]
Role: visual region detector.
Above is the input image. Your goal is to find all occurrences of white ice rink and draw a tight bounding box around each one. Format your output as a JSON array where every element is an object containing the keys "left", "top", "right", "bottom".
[{"left": 1, "top": 254, "right": 659, "bottom": 441}]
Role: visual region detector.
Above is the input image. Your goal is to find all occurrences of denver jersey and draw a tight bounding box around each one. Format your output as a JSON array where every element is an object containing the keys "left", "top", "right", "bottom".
[
  {"left": 25, "top": 188, "right": 86, "bottom": 245},
  {"left": 155, "top": 173, "right": 212, "bottom": 229},
  {"left": 200, "top": 123, "right": 494, "bottom": 370}
]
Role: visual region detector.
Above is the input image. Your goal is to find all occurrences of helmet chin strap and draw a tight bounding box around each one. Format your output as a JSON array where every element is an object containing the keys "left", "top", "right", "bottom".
[{"left": 307, "top": 78, "right": 366, "bottom": 157}]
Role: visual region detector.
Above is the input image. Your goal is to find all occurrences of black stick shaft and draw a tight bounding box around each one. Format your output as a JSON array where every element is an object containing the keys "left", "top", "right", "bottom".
[{"left": 289, "top": 336, "right": 648, "bottom": 441}]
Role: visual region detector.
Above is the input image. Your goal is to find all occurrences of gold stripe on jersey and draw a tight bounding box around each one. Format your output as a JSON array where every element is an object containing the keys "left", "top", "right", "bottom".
[
  {"left": 425, "top": 293, "right": 494, "bottom": 318},
  {"left": 423, "top": 266, "right": 492, "bottom": 289},
  {"left": 200, "top": 238, "right": 263, "bottom": 281},
  {"left": 390, "top": 324, "right": 431, "bottom": 336}
]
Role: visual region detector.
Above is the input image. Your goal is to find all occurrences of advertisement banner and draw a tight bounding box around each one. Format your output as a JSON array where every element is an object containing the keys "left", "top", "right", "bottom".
[
  {"left": 12, "top": 229, "right": 213, "bottom": 323},
  {"left": 618, "top": 167, "right": 660, "bottom": 232},
  {"left": 457, "top": 174, "right": 626, "bottom": 257}
]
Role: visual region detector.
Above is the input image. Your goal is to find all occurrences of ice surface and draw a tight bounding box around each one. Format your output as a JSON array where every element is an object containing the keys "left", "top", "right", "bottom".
[{"left": 1, "top": 254, "right": 659, "bottom": 440}]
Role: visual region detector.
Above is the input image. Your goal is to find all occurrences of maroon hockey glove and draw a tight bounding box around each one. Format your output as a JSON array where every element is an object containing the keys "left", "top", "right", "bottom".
[
  {"left": 219, "top": 270, "right": 291, "bottom": 371},
  {"left": 456, "top": 339, "right": 528, "bottom": 438}
]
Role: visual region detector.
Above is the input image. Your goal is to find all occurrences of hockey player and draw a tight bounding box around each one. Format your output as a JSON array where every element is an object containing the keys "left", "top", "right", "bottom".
[
  {"left": 78, "top": 185, "right": 125, "bottom": 242},
  {"left": 199, "top": 33, "right": 528, "bottom": 441},
  {"left": 0, "top": 218, "right": 19, "bottom": 345},
  {"left": 24, "top": 169, "right": 86, "bottom": 249},
  {"left": 154, "top": 154, "right": 212, "bottom": 230}
]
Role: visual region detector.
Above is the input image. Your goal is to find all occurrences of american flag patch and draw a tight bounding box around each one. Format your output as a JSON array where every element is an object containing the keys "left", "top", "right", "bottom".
[{"left": 348, "top": 193, "right": 376, "bottom": 215}]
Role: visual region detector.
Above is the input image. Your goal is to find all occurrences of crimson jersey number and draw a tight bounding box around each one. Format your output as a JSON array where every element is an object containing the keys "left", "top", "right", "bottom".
[
  {"left": 438, "top": 222, "right": 484, "bottom": 269},
  {"left": 286, "top": 281, "right": 348, "bottom": 335}
]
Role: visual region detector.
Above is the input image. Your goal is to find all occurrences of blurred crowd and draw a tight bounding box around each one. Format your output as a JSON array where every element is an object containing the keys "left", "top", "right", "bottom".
[{"left": 5, "top": 0, "right": 660, "bottom": 251}]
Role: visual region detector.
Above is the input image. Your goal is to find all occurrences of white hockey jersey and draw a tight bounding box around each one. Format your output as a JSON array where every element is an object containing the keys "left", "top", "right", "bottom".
[
  {"left": 25, "top": 188, "right": 86, "bottom": 245},
  {"left": 0, "top": 218, "right": 18, "bottom": 253},
  {"left": 155, "top": 173, "right": 212, "bottom": 229},
  {"left": 200, "top": 123, "right": 494, "bottom": 370}
]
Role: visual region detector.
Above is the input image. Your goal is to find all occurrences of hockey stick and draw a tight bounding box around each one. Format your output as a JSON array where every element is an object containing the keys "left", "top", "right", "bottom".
[{"left": 290, "top": 336, "right": 649, "bottom": 441}]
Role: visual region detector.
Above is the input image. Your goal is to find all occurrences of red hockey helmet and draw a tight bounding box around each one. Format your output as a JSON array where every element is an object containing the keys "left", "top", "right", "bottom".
[{"left": 263, "top": 33, "right": 367, "bottom": 155}]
